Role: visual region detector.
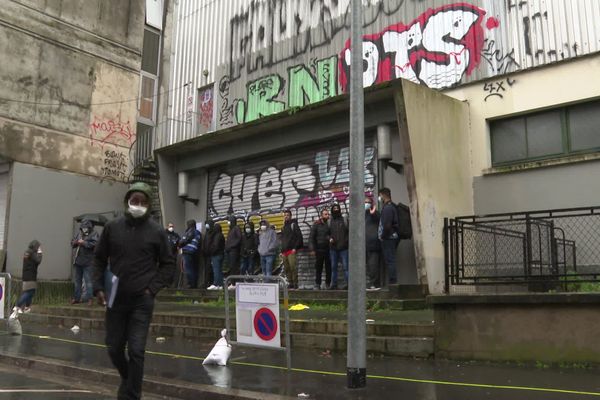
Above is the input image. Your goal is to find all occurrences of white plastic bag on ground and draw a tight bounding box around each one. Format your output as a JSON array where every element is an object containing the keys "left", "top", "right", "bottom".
[
  {"left": 8, "top": 317, "right": 22, "bottom": 335},
  {"left": 202, "top": 328, "right": 232, "bottom": 366}
]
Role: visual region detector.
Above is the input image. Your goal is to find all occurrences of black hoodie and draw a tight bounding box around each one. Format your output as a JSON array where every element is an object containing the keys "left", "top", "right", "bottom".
[
  {"left": 205, "top": 221, "right": 225, "bottom": 256},
  {"left": 22, "top": 240, "right": 42, "bottom": 282},
  {"left": 72, "top": 219, "right": 99, "bottom": 266},
  {"left": 240, "top": 221, "right": 258, "bottom": 257},
  {"left": 281, "top": 218, "right": 303, "bottom": 252},
  {"left": 225, "top": 215, "right": 242, "bottom": 251}
]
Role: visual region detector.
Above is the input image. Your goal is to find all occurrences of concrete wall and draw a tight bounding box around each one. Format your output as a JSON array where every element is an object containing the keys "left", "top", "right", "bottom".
[
  {"left": 445, "top": 55, "right": 600, "bottom": 214},
  {"left": 432, "top": 294, "right": 600, "bottom": 364},
  {"left": 6, "top": 162, "right": 127, "bottom": 280},
  {"left": 0, "top": 0, "right": 144, "bottom": 182},
  {"left": 396, "top": 81, "right": 472, "bottom": 294}
]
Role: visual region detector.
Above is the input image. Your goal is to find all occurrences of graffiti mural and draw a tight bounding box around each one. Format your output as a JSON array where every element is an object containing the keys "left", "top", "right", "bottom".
[
  {"left": 197, "top": 85, "right": 214, "bottom": 132},
  {"left": 223, "top": 3, "right": 502, "bottom": 126},
  {"left": 101, "top": 147, "right": 128, "bottom": 181},
  {"left": 89, "top": 116, "right": 135, "bottom": 149}
]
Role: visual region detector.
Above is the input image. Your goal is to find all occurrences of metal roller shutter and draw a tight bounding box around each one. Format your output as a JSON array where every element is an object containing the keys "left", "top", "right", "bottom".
[{"left": 207, "top": 136, "right": 377, "bottom": 287}]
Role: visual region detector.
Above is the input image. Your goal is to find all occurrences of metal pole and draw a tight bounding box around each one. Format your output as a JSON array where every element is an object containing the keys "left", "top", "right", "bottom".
[{"left": 347, "top": 0, "right": 366, "bottom": 389}]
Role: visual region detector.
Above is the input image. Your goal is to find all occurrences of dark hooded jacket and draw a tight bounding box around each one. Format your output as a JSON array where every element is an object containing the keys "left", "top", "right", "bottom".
[
  {"left": 240, "top": 221, "right": 258, "bottom": 257},
  {"left": 225, "top": 215, "right": 242, "bottom": 252},
  {"left": 281, "top": 218, "right": 303, "bottom": 252},
  {"left": 205, "top": 221, "right": 225, "bottom": 256},
  {"left": 329, "top": 206, "right": 349, "bottom": 251},
  {"left": 71, "top": 219, "right": 99, "bottom": 266},
  {"left": 22, "top": 240, "right": 42, "bottom": 282},
  {"left": 309, "top": 218, "right": 330, "bottom": 252},
  {"left": 92, "top": 182, "right": 175, "bottom": 296},
  {"left": 365, "top": 209, "right": 381, "bottom": 252}
]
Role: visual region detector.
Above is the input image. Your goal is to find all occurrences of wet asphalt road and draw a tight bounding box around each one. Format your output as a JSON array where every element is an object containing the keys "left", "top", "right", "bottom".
[{"left": 1, "top": 323, "right": 600, "bottom": 399}]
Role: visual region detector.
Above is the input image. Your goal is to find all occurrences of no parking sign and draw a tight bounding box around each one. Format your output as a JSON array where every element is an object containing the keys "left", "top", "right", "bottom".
[{"left": 235, "top": 283, "right": 281, "bottom": 348}]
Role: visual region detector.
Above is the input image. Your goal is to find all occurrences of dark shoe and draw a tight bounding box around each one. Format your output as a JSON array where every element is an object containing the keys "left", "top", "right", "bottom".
[
  {"left": 70, "top": 298, "right": 79, "bottom": 305},
  {"left": 86, "top": 299, "right": 94, "bottom": 306},
  {"left": 340, "top": 285, "right": 348, "bottom": 290},
  {"left": 328, "top": 285, "right": 338, "bottom": 290}
]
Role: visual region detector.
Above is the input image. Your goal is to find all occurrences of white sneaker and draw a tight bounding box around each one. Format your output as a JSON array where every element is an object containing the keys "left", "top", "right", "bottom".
[
  {"left": 227, "top": 284, "right": 235, "bottom": 290},
  {"left": 207, "top": 285, "right": 217, "bottom": 290},
  {"left": 23, "top": 307, "right": 31, "bottom": 313},
  {"left": 216, "top": 286, "right": 223, "bottom": 290},
  {"left": 366, "top": 286, "right": 381, "bottom": 292}
]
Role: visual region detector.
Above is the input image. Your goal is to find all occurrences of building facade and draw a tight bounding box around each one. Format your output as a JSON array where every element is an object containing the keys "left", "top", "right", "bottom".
[
  {"left": 155, "top": 0, "right": 600, "bottom": 293},
  {"left": 0, "top": 0, "right": 156, "bottom": 279}
]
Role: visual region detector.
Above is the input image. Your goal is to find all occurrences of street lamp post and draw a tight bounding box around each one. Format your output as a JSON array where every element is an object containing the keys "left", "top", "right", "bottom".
[{"left": 347, "top": 0, "right": 366, "bottom": 389}]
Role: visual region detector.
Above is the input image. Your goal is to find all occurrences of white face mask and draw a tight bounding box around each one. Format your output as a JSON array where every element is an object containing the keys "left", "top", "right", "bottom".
[
  {"left": 128, "top": 200, "right": 147, "bottom": 218},
  {"left": 378, "top": 196, "right": 383, "bottom": 203},
  {"left": 37, "top": 247, "right": 43, "bottom": 254},
  {"left": 260, "top": 225, "right": 267, "bottom": 231},
  {"left": 167, "top": 227, "right": 174, "bottom": 232},
  {"left": 228, "top": 221, "right": 232, "bottom": 226},
  {"left": 365, "top": 203, "right": 371, "bottom": 210},
  {"left": 245, "top": 228, "right": 252, "bottom": 233}
]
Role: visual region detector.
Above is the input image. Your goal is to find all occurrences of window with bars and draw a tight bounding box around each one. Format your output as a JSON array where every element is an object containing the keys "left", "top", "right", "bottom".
[{"left": 490, "top": 99, "right": 600, "bottom": 166}]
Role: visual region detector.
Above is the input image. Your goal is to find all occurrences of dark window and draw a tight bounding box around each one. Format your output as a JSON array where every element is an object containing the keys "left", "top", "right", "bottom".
[
  {"left": 490, "top": 100, "right": 600, "bottom": 166},
  {"left": 141, "top": 29, "right": 160, "bottom": 75}
]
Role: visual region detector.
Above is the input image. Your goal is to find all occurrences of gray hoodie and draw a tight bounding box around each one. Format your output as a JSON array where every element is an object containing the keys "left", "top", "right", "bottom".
[{"left": 257, "top": 222, "right": 278, "bottom": 256}]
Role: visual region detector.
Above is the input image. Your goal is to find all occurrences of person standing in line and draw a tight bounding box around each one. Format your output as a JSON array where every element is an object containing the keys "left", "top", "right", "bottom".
[
  {"left": 179, "top": 219, "right": 201, "bottom": 289},
  {"left": 280, "top": 209, "right": 304, "bottom": 289},
  {"left": 165, "top": 222, "right": 182, "bottom": 288},
  {"left": 10, "top": 240, "right": 43, "bottom": 318},
  {"left": 257, "top": 219, "right": 278, "bottom": 276},
  {"left": 378, "top": 187, "right": 400, "bottom": 285},
  {"left": 165, "top": 222, "right": 180, "bottom": 256},
  {"left": 93, "top": 182, "right": 175, "bottom": 400},
  {"left": 365, "top": 197, "right": 381, "bottom": 291},
  {"left": 71, "top": 219, "right": 99, "bottom": 305},
  {"left": 329, "top": 203, "right": 349, "bottom": 290},
  {"left": 309, "top": 208, "right": 331, "bottom": 290},
  {"left": 224, "top": 215, "right": 242, "bottom": 289},
  {"left": 205, "top": 221, "right": 225, "bottom": 290},
  {"left": 240, "top": 221, "right": 257, "bottom": 276}
]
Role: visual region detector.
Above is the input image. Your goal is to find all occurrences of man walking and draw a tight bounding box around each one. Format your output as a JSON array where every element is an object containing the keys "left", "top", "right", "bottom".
[
  {"left": 329, "top": 203, "right": 349, "bottom": 290},
  {"left": 71, "top": 219, "right": 99, "bottom": 305},
  {"left": 309, "top": 208, "right": 331, "bottom": 290},
  {"left": 93, "top": 182, "right": 175, "bottom": 400},
  {"left": 378, "top": 187, "right": 400, "bottom": 285},
  {"left": 280, "top": 209, "right": 303, "bottom": 289}
]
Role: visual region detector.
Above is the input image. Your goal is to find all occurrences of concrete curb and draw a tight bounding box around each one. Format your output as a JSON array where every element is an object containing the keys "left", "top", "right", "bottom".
[{"left": 0, "top": 352, "right": 294, "bottom": 400}]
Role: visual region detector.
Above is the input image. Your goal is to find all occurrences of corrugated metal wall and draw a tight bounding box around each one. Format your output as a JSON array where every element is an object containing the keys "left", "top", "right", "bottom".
[
  {"left": 206, "top": 136, "right": 377, "bottom": 287},
  {"left": 166, "top": 0, "right": 600, "bottom": 145}
]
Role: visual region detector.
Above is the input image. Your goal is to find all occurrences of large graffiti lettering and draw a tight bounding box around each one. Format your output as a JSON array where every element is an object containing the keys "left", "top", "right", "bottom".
[
  {"left": 89, "top": 116, "right": 135, "bottom": 149},
  {"left": 228, "top": 0, "right": 407, "bottom": 83},
  {"left": 101, "top": 148, "right": 128, "bottom": 181},
  {"left": 339, "top": 4, "right": 486, "bottom": 90}
]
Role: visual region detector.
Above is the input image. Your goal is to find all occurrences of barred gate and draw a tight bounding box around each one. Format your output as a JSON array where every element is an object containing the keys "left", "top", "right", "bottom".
[{"left": 444, "top": 207, "right": 600, "bottom": 293}]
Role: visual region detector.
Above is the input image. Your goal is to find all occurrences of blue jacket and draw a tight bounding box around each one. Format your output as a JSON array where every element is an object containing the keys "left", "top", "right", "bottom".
[{"left": 180, "top": 228, "right": 201, "bottom": 254}]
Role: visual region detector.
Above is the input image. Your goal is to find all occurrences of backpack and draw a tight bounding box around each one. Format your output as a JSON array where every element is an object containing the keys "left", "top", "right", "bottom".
[{"left": 395, "top": 203, "right": 412, "bottom": 240}]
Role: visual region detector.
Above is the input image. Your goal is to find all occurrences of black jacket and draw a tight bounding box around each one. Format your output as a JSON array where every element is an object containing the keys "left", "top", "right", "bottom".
[
  {"left": 205, "top": 223, "right": 225, "bottom": 256},
  {"left": 22, "top": 240, "right": 42, "bottom": 282},
  {"left": 329, "top": 215, "right": 349, "bottom": 251},
  {"left": 225, "top": 216, "right": 242, "bottom": 251},
  {"left": 92, "top": 215, "right": 175, "bottom": 296},
  {"left": 71, "top": 220, "right": 99, "bottom": 266},
  {"left": 166, "top": 230, "right": 180, "bottom": 255},
  {"left": 309, "top": 219, "right": 330, "bottom": 252},
  {"left": 380, "top": 201, "right": 399, "bottom": 240},
  {"left": 240, "top": 222, "right": 258, "bottom": 257},
  {"left": 281, "top": 219, "right": 303, "bottom": 252},
  {"left": 365, "top": 209, "right": 381, "bottom": 252}
]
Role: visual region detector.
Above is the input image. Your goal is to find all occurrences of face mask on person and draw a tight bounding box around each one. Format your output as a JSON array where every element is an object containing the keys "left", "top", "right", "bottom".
[
  {"left": 82, "top": 228, "right": 89, "bottom": 234},
  {"left": 260, "top": 225, "right": 267, "bottom": 231},
  {"left": 365, "top": 203, "right": 371, "bottom": 210},
  {"left": 128, "top": 200, "right": 147, "bottom": 218},
  {"left": 206, "top": 224, "right": 211, "bottom": 231},
  {"left": 167, "top": 227, "right": 174, "bottom": 232},
  {"left": 378, "top": 196, "right": 383, "bottom": 203},
  {"left": 228, "top": 221, "right": 232, "bottom": 226},
  {"left": 245, "top": 228, "right": 252, "bottom": 234}
]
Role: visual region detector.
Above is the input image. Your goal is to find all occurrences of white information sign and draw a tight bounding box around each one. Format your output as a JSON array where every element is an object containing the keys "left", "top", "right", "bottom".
[
  {"left": 235, "top": 283, "right": 280, "bottom": 348},
  {"left": 0, "top": 277, "right": 5, "bottom": 319}
]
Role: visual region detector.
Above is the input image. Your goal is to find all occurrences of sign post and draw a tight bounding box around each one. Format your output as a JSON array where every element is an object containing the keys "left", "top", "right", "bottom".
[
  {"left": 0, "top": 273, "right": 12, "bottom": 322},
  {"left": 224, "top": 275, "right": 291, "bottom": 370}
]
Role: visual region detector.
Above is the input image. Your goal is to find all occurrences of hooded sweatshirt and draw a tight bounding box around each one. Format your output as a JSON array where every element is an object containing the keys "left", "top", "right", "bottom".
[
  {"left": 22, "top": 240, "right": 42, "bottom": 282},
  {"left": 257, "top": 222, "right": 278, "bottom": 256},
  {"left": 72, "top": 219, "right": 99, "bottom": 266},
  {"left": 92, "top": 182, "right": 176, "bottom": 296},
  {"left": 225, "top": 215, "right": 242, "bottom": 251},
  {"left": 205, "top": 222, "right": 225, "bottom": 256},
  {"left": 180, "top": 219, "right": 201, "bottom": 254},
  {"left": 240, "top": 221, "right": 258, "bottom": 257}
]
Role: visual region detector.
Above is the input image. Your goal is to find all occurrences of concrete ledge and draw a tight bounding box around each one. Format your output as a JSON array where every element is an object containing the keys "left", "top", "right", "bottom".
[
  {"left": 432, "top": 294, "right": 600, "bottom": 364},
  {"left": 0, "top": 353, "right": 293, "bottom": 400},
  {"left": 428, "top": 292, "right": 600, "bottom": 305}
]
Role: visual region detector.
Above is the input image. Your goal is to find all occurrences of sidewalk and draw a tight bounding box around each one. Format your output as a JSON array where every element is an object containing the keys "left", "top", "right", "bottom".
[{"left": 1, "top": 321, "right": 600, "bottom": 399}]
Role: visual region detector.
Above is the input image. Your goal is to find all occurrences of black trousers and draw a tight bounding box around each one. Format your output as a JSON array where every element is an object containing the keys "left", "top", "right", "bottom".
[
  {"left": 314, "top": 249, "right": 331, "bottom": 287},
  {"left": 366, "top": 251, "right": 380, "bottom": 287},
  {"left": 226, "top": 248, "right": 241, "bottom": 277},
  {"left": 105, "top": 293, "right": 154, "bottom": 400}
]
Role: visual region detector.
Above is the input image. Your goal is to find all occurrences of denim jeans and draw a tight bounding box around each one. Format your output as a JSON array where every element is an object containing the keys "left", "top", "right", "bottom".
[
  {"left": 16, "top": 288, "right": 36, "bottom": 308},
  {"left": 261, "top": 255, "right": 275, "bottom": 276},
  {"left": 73, "top": 263, "right": 92, "bottom": 302},
  {"left": 211, "top": 254, "right": 224, "bottom": 286},
  {"left": 105, "top": 292, "right": 154, "bottom": 400},
  {"left": 240, "top": 256, "right": 253, "bottom": 275},
  {"left": 381, "top": 239, "right": 399, "bottom": 284},
  {"left": 330, "top": 249, "right": 349, "bottom": 287},
  {"left": 182, "top": 253, "right": 199, "bottom": 289}
]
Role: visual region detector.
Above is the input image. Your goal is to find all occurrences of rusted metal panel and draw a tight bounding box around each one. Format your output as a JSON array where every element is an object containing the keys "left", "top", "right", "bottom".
[{"left": 165, "top": 0, "right": 600, "bottom": 146}]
